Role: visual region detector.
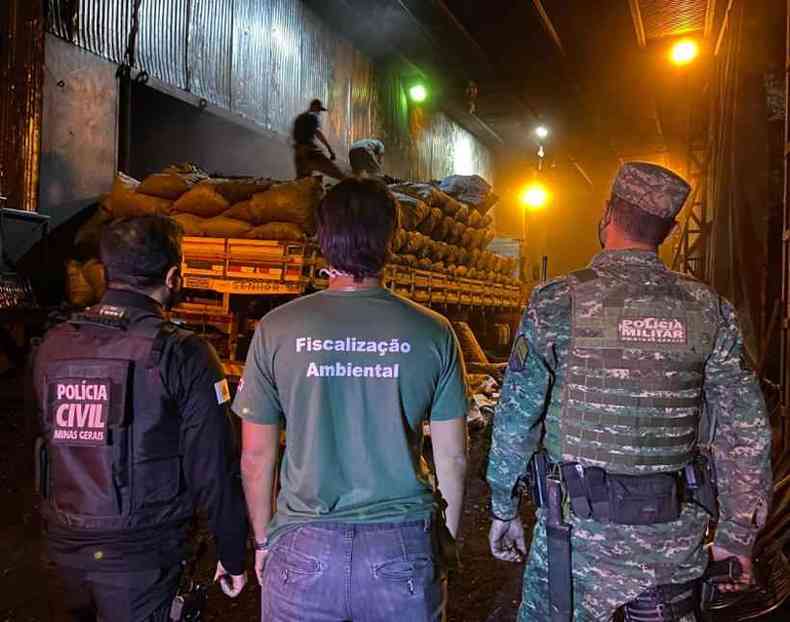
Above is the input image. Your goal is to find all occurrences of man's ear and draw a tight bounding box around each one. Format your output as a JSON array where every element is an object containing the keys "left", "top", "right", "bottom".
[{"left": 165, "top": 265, "right": 181, "bottom": 289}]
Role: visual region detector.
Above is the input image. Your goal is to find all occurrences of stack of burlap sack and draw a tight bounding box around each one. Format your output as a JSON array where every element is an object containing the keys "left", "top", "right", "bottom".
[
  {"left": 66, "top": 164, "right": 324, "bottom": 306},
  {"left": 388, "top": 176, "right": 517, "bottom": 284},
  {"left": 104, "top": 164, "right": 321, "bottom": 240}
]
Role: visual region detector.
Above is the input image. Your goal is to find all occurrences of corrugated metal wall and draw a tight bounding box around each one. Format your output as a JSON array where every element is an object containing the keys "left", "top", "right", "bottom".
[
  {"left": 46, "top": 0, "right": 493, "bottom": 184},
  {"left": 0, "top": 0, "right": 45, "bottom": 212}
]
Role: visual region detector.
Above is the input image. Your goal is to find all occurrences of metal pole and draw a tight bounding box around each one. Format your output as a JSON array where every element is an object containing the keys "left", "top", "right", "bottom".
[{"left": 541, "top": 256, "right": 548, "bottom": 282}]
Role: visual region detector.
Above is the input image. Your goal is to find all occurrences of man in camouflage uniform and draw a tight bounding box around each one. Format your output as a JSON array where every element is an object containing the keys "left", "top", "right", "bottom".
[{"left": 486, "top": 162, "right": 773, "bottom": 621}]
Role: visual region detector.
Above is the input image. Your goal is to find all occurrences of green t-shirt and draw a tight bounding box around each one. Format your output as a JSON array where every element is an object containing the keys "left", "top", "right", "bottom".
[{"left": 233, "top": 287, "right": 467, "bottom": 543}]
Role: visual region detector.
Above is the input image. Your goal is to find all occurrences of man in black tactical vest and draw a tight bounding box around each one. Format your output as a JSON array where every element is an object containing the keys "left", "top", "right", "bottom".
[{"left": 34, "top": 216, "right": 248, "bottom": 621}]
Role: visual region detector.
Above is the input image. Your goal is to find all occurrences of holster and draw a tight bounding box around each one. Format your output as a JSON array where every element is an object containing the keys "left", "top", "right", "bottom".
[{"left": 683, "top": 453, "right": 719, "bottom": 519}]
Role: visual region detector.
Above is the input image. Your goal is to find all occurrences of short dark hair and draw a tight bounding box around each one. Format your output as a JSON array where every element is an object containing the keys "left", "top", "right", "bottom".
[
  {"left": 609, "top": 196, "right": 675, "bottom": 246},
  {"left": 317, "top": 178, "right": 398, "bottom": 279},
  {"left": 100, "top": 215, "right": 183, "bottom": 288}
]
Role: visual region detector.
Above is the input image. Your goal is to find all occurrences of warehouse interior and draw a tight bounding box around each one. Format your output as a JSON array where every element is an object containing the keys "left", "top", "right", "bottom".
[{"left": 1, "top": 0, "right": 789, "bottom": 620}]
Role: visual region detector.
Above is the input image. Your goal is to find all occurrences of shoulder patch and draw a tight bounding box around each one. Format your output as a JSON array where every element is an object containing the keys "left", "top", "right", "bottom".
[
  {"left": 508, "top": 335, "right": 530, "bottom": 372},
  {"left": 214, "top": 379, "right": 231, "bottom": 405}
]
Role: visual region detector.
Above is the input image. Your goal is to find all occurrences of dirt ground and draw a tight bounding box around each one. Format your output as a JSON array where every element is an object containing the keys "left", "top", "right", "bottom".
[{"left": 1, "top": 369, "right": 787, "bottom": 621}]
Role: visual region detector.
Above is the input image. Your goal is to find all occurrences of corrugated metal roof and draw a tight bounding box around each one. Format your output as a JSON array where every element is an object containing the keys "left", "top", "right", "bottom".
[{"left": 639, "top": 0, "right": 707, "bottom": 40}]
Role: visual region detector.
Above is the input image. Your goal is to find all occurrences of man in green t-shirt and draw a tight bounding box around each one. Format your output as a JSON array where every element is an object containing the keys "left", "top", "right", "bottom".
[{"left": 235, "top": 178, "right": 468, "bottom": 621}]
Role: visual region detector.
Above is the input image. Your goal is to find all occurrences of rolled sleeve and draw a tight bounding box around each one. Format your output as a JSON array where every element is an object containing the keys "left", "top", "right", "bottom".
[{"left": 429, "top": 323, "right": 468, "bottom": 422}]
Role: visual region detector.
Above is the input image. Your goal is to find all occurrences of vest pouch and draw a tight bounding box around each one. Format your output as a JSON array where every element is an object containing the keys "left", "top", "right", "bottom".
[
  {"left": 44, "top": 359, "right": 132, "bottom": 521},
  {"left": 606, "top": 472, "right": 680, "bottom": 525}
]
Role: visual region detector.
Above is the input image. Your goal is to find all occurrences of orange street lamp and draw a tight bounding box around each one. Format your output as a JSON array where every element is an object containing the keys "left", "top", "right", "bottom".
[{"left": 670, "top": 39, "right": 699, "bottom": 66}]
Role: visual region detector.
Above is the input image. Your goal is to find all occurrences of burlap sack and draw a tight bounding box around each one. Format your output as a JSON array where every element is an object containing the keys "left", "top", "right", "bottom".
[
  {"left": 83, "top": 259, "right": 106, "bottom": 300},
  {"left": 172, "top": 213, "right": 206, "bottom": 236},
  {"left": 106, "top": 173, "right": 173, "bottom": 218},
  {"left": 461, "top": 228, "right": 475, "bottom": 249},
  {"left": 389, "top": 182, "right": 442, "bottom": 207},
  {"left": 206, "top": 177, "right": 275, "bottom": 204},
  {"left": 454, "top": 265, "right": 469, "bottom": 278},
  {"left": 481, "top": 227, "right": 496, "bottom": 250},
  {"left": 441, "top": 196, "right": 463, "bottom": 217},
  {"left": 456, "top": 247, "right": 470, "bottom": 266},
  {"left": 245, "top": 222, "right": 306, "bottom": 241},
  {"left": 66, "top": 260, "right": 95, "bottom": 307},
  {"left": 404, "top": 231, "right": 427, "bottom": 255},
  {"left": 454, "top": 205, "right": 470, "bottom": 224},
  {"left": 172, "top": 184, "right": 230, "bottom": 218},
  {"left": 447, "top": 222, "right": 466, "bottom": 245},
  {"left": 480, "top": 214, "right": 493, "bottom": 229},
  {"left": 445, "top": 245, "right": 459, "bottom": 265},
  {"left": 224, "top": 200, "right": 255, "bottom": 223},
  {"left": 417, "top": 257, "right": 433, "bottom": 270},
  {"left": 393, "top": 193, "right": 429, "bottom": 230},
  {"left": 434, "top": 216, "right": 453, "bottom": 241},
  {"left": 469, "top": 210, "right": 483, "bottom": 228},
  {"left": 418, "top": 207, "right": 443, "bottom": 236},
  {"left": 138, "top": 173, "right": 192, "bottom": 200},
  {"left": 249, "top": 177, "right": 322, "bottom": 232},
  {"left": 402, "top": 254, "right": 418, "bottom": 267},
  {"left": 201, "top": 216, "right": 253, "bottom": 238}
]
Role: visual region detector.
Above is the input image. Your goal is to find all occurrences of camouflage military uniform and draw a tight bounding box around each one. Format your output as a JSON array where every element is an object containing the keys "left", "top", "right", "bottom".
[{"left": 487, "top": 163, "right": 773, "bottom": 622}]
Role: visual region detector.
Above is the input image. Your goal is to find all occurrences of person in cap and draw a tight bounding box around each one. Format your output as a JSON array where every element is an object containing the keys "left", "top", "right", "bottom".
[
  {"left": 486, "top": 162, "right": 772, "bottom": 621},
  {"left": 292, "top": 98, "right": 347, "bottom": 181},
  {"left": 34, "top": 215, "right": 248, "bottom": 621},
  {"left": 349, "top": 138, "right": 385, "bottom": 177},
  {"left": 235, "top": 178, "right": 468, "bottom": 621}
]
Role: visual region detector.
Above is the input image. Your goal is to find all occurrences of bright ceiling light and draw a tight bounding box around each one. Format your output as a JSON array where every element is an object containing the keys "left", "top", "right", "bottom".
[
  {"left": 535, "top": 125, "right": 549, "bottom": 140},
  {"left": 670, "top": 39, "right": 699, "bottom": 66},
  {"left": 409, "top": 83, "right": 428, "bottom": 103},
  {"left": 520, "top": 183, "right": 549, "bottom": 210}
]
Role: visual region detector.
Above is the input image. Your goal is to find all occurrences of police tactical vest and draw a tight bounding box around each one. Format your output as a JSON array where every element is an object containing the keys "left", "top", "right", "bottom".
[
  {"left": 38, "top": 304, "right": 193, "bottom": 532},
  {"left": 560, "top": 267, "right": 717, "bottom": 474}
]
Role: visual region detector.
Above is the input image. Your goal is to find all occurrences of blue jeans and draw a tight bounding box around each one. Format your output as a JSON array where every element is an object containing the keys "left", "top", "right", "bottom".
[{"left": 261, "top": 519, "right": 446, "bottom": 621}]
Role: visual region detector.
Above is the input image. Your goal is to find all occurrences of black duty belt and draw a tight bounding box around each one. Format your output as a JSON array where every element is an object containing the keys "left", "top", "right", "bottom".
[{"left": 528, "top": 452, "right": 718, "bottom": 526}]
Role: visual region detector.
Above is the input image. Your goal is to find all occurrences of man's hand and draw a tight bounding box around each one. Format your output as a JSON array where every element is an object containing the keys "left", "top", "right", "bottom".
[
  {"left": 489, "top": 517, "right": 526, "bottom": 563},
  {"left": 214, "top": 561, "right": 247, "bottom": 598},
  {"left": 711, "top": 545, "right": 753, "bottom": 592},
  {"left": 254, "top": 548, "right": 269, "bottom": 587}
]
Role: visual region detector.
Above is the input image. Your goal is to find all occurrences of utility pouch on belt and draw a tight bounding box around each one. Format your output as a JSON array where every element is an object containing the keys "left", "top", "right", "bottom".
[{"left": 560, "top": 464, "right": 681, "bottom": 525}]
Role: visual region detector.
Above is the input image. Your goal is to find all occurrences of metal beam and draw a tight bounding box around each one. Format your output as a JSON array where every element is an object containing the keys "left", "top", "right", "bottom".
[
  {"left": 704, "top": 0, "right": 717, "bottom": 39},
  {"left": 531, "top": 0, "right": 565, "bottom": 57},
  {"left": 627, "top": 0, "right": 647, "bottom": 48}
]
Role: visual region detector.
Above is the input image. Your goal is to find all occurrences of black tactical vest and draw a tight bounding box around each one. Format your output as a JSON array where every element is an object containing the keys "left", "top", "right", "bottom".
[
  {"left": 37, "top": 303, "right": 193, "bottom": 532},
  {"left": 559, "top": 267, "right": 717, "bottom": 474}
]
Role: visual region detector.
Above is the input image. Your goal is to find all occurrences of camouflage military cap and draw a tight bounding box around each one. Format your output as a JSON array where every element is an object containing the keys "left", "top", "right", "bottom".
[{"left": 611, "top": 162, "right": 691, "bottom": 220}]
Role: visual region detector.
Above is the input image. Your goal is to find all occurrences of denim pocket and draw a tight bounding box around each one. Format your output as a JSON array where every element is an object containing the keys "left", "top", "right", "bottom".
[
  {"left": 374, "top": 556, "right": 435, "bottom": 595},
  {"left": 269, "top": 546, "right": 323, "bottom": 586}
]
